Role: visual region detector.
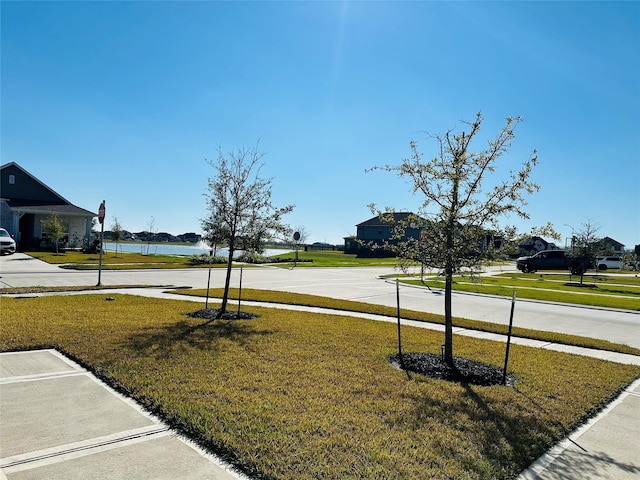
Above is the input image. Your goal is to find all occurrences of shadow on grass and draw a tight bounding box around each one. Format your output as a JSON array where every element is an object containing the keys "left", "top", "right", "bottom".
[
  {"left": 127, "top": 318, "right": 274, "bottom": 358},
  {"left": 391, "top": 383, "right": 566, "bottom": 478}
]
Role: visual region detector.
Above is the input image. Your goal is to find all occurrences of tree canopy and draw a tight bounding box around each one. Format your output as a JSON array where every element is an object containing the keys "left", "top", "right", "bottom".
[
  {"left": 202, "top": 143, "right": 294, "bottom": 316},
  {"left": 370, "top": 113, "right": 539, "bottom": 365}
]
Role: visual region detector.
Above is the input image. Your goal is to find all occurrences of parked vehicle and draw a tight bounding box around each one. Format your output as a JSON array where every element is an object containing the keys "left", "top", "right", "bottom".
[
  {"left": 0, "top": 228, "right": 16, "bottom": 255},
  {"left": 516, "top": 250, "right": 590, "bottom": 275},
  {"left": 595, "top": 256, "right": 622, "bottom": 270}
]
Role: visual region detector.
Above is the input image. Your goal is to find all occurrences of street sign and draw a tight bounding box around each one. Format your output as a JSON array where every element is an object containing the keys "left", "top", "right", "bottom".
[
  {"left": 293, "top": 231, "right": 300, "bottom": 241},
  {"left": 98, "top": 201, "right": 106, "bottom": 224}
]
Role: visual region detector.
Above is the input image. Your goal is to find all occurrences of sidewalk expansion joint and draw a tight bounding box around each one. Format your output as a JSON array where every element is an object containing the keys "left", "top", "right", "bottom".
[
  {"left": 0, "top": 370, "right": 87, "bottom": 385},
  {"left": 1, "top": 425, "right": 169, "bottom": 470}
]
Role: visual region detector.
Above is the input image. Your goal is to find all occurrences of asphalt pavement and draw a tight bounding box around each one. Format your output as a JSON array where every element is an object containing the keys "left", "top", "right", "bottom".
[{"left": 1, "top": 253, "right": 639, "bottom": 479}]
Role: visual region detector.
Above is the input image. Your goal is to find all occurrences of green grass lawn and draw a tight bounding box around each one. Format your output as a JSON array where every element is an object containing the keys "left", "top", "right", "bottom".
[
  {"left": 25, "top": 250, "right": 398, "bottom": 269},
  {"left": 403, "top": 272, "right": 640, "bottom": 311},
  {"left": 271, "top": 250, "right": 400, "bottom": 267},
  {"left": 175, "top": 288, "right": 640, "bottom": 356},
  {"left": 2, "top": 294, "right": 638, "bottom": 480},
  {"left": 24, "top": 250, "right": 229, "bottom": 270}
]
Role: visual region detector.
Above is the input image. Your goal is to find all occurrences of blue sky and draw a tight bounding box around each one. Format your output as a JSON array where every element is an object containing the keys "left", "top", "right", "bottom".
[{"left": 2, "top": 1, "right": 638, "bottom": 248}]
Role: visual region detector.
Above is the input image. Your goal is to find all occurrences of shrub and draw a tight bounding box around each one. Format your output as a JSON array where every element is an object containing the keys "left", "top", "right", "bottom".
[
  {"left": 236, "top": 251, "right": 270, "bottom": 263},
  {"left": 188, "top": 254, "right": 227, "bottom": 265}
]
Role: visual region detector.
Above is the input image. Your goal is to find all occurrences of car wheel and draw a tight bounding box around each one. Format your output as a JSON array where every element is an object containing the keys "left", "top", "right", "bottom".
[{"left": 522, "top": 264, "right": 531, "bottom": 273}]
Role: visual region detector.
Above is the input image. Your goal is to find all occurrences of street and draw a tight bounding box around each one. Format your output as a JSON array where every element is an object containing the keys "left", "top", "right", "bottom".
[{"left": 1, "top": 253, "right": 639, "bottom": 349}]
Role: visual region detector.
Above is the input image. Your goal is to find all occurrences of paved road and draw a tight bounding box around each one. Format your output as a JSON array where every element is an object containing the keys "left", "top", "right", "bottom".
[{"left": 2, "top": 254, "right": 639, "bottom": 349}]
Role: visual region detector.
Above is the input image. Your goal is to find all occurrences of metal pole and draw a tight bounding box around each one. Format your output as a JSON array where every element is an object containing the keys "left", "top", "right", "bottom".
[
  {"left": 237, "top": 266, "right": 243, "bottom": 315},
  {"left": 396, "top": 279, "right": 405, "bottom": 369},
  {"left": 205, "top": 249, "right": 213, "bottom": 309},
  {"left": 502, "top": 290, "right": 517, "bottom": 385},
  {"left": 97, "top": 221, "right": 104, "bottom": 286}
]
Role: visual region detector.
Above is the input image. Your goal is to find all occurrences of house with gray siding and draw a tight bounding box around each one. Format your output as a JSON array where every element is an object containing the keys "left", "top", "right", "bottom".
[
  {"left": 0, "top": 163, "right": 95, "bottom": 250},
  {"left": 345, "top": 212, "right": 423, "bottom": 257},
  {"left": 600, "top": 237, "right": 624, "bottom": 255}
]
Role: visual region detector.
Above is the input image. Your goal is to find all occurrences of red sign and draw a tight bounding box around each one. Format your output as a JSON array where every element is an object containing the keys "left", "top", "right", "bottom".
[{"left": 98, "top": 201, "right": 106, "bottom": 224}]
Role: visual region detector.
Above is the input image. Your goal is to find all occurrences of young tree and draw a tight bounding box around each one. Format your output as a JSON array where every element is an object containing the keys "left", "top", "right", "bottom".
[
  {"left": 203, "top": 144, "right": 294, "bottom": 316},
  {"left": 42, "top": 212, "right": 65, "bottom": 254},
  {"left": 501, "top": 222, "right": 561, "bottom": 258},
  {"left": 370, "top": 113, "right": 539, "bottom": 366},
  {"left": 143, "top": 216, "right": 158, "bottom": 255},
  {"left": 574, "top": 218, "right": 603, "bottom": 282},
  {"left": 110, "top": 217, "right": 124, "bottom": 257}
]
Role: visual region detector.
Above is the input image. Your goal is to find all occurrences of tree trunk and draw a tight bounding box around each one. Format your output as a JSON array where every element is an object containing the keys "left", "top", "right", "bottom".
[
  {"left": 219, "top": 244, "right": 234, "bottom": 315},
  {"left": 444, "top": 260, "right": 454, "bottom": 366}
]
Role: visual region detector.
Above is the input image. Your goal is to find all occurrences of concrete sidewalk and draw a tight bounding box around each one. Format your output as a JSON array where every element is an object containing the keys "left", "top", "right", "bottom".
[
  {"left": 518, "top": 377, "right": 640, "bottom": 479},
  {"left": 0, "top": 349, "right": 250, "bottom": 480}
]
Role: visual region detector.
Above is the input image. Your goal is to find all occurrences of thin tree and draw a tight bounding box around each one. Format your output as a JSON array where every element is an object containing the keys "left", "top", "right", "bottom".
[
  {"left": 110, "top": 217, "right": 124, "bottom": 257},
  {"left": 143, "top": 216, "right": 158, "bottom": 255},
  {"left": 369, "top": 113, "right": 539, "bottom": 366},
  {"left": 203, "top": 144, "right": 294, "bottom": 317},
  {"left": 574, "top": 218, "right": 602, "bottom": 282},
  {"left": 42, "top": 212, "right": 65, "bottom": 255},
  {"left": 501, "top": 222, "right": 561, "bottom": 258}
]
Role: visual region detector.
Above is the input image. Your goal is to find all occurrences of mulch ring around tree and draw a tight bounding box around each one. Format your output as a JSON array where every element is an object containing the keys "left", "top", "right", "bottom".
[
  {"left": 187, "top": 308, "right": 258, "bottom": 321},
  {"left": 389, "top": 352, "right": 516, "bottom": 387}
]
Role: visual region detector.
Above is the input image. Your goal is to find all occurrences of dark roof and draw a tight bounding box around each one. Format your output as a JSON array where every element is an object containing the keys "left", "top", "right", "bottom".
[
  {"left": 602, "top": 237, "right": 624, "bottom": 248},
  {"left": 1, "top": 162, "right": 96, "bottom": 217},
  {"left": 1, "top": 162, "right": 70, "bottom": 204},
  {"left": 357, "top": 212, "right": 418, "bottom": 227}
]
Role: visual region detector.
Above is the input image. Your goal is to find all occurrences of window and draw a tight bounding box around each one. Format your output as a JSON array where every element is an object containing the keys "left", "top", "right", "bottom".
[{"left": 8, "top": 175, "right": 15, "bottom": 185}]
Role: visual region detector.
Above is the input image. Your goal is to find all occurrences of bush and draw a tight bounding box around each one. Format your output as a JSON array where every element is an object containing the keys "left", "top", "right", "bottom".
[
  {"left": 236, "top": 251, "right": 268, "bottom": 263},
  {"left": 236, "top": 252, "right": 313, "bottom": 264},
  {"left": 188, "top": 254, "right": 227, "bottom": 265},
  {"left": 265, "top": 257, "right": 313, "bottom": 264}
]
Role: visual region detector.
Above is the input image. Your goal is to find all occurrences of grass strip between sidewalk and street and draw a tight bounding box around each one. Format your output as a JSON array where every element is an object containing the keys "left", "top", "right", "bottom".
[
  {"left": 174, "top": 287, "right": 640, "bottom": 356},
  {"left": 2, "top": 294, "right": 639, "bottom": 480},
  {"left": 401, "top": 272, "right": 640, "bottom": 311}
]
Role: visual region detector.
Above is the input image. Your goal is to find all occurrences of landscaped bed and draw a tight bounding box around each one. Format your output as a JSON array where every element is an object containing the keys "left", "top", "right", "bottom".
[{"left": 2, "top": 294, "right": 639, "bottom": 479}]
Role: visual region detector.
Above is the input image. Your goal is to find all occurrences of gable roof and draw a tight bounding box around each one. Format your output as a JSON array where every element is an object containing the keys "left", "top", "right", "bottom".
[
  {"left": 357, "top": 212, "right": 419, "bottom": 227},
  {"left": 1, "top": 162, "right": 95, "bottom": 217},
  {"left": 602, "top": 236, "right": 624, "bottom": 248},
  {"left": 1, "top": 162, "right": 71, "bottom": 205}
]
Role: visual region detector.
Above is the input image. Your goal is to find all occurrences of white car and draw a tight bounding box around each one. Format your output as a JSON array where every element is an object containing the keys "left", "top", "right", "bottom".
[
  {"left": 0, "top": 228, "right": 16, "bottom": 255},
  {"left": 596, "top": 256, "right": 621, "bottom": 270}
]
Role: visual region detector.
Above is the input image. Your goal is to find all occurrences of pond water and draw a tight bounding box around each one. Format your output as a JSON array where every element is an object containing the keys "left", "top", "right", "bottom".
[{"left": 102, "top": 241, "right": 291, "bottom": 258}]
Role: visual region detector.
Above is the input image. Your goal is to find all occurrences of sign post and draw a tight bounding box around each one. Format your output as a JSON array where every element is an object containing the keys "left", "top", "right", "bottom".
[
  {"left": 97, "top": 200, "right": 105, "bottom": 286},
  {"left": 293, "top": 231, "right": 301, "bottom": 267}
]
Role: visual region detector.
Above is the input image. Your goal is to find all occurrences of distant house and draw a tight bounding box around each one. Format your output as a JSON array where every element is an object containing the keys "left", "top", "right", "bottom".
[
  {"left": 600, "top": 237, "right": 624, "bottom": 255},
  {"left": 518, "top": 236, "right": 559, "bottom": 256},
  {"left": 178, "top": 232, "right": 202, "bottom": 243},
  {"left": 345, "top": 212, "right": 423, "bottom": 257},
  {"left": 0, "top": 162, "right": 95, "bottom": 250}
]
